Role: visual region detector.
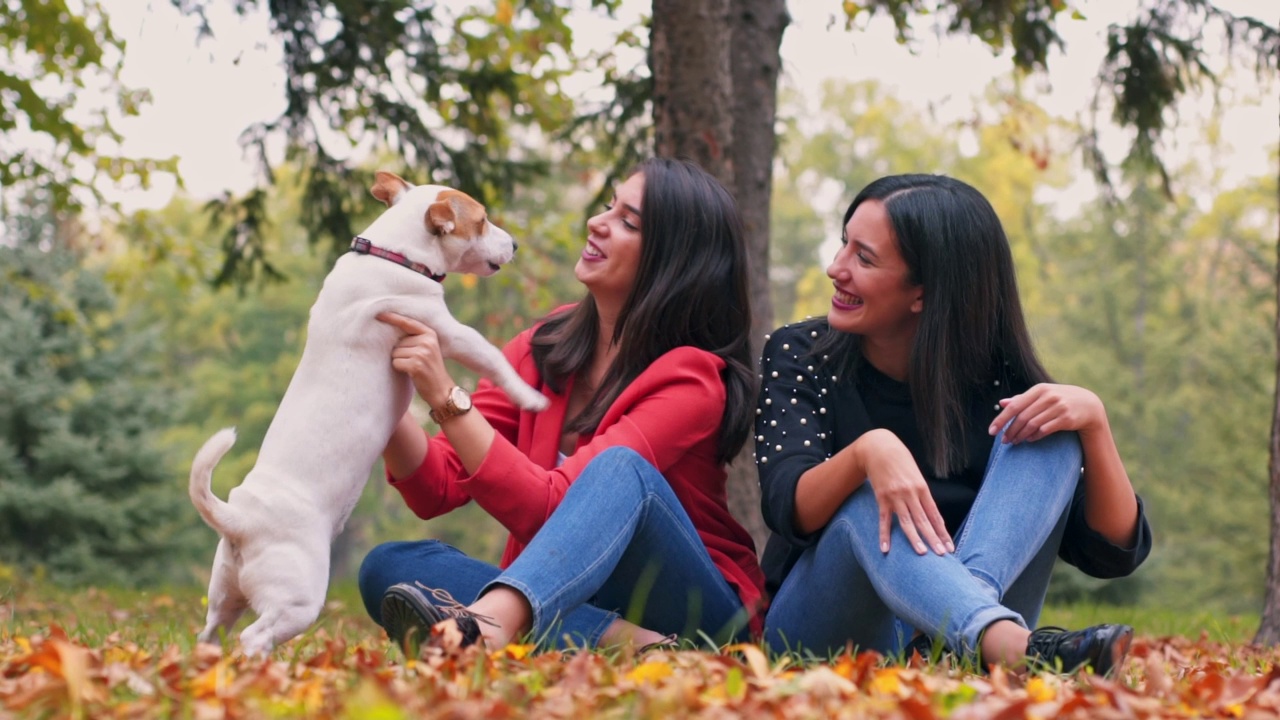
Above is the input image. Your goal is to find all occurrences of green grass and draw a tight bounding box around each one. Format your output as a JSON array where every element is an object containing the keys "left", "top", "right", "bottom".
[
  {"left": 3, "top": 577, "right": 1258, "bottom": 651},
  {"left": 0, "top": 579, "right": 383, "bottom": 654},
  {"left": 1040, "top": 602, "right": 1259, "bottom": 645}
]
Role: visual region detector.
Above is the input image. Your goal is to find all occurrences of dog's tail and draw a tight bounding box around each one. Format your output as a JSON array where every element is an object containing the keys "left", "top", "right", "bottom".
[{"left": 189, "top": 428, "right": 244, "bottom": 538}]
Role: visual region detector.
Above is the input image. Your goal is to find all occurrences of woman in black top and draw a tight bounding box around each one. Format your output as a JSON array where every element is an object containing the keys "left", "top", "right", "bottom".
[{"left": 756, "top": 174, "right": 1150, "bottom": 675}]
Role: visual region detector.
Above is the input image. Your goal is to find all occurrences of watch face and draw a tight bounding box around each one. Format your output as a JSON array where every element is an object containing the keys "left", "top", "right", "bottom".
[{"left": 451, "top": 386, "right": 473, "bottom": 411}]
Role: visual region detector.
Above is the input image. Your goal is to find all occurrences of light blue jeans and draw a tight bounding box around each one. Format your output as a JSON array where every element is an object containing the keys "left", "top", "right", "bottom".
[
  {"left": 764, "top": 429, "right": 1082, "bottom": 658},
  {"left": 360, "top": 446, "right": 750, "bottom": 648}
]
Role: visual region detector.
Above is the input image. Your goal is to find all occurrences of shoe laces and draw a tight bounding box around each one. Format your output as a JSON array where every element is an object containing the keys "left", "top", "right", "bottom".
[{"left": 415, "top": 582, "right": 500, "bottom": 629}]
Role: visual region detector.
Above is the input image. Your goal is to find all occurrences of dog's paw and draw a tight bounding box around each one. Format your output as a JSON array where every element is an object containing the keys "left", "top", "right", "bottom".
[{"left": 516, "top": 390, "right": 551, "bottom": 412}]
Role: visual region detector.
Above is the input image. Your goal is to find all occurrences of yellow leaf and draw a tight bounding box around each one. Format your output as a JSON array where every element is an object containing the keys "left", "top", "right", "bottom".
[
  {"left": 869, "top": 667, "right": 903, "bottom": 696},
  {"left": 626, "top": 660, "right": 673, "bottom": 684},
  {"left": 495, "top": 643, "right": 535, "bottom": 660},
  {"left": 1025, "top": 676, "right": 1055, "bottom": 702}
]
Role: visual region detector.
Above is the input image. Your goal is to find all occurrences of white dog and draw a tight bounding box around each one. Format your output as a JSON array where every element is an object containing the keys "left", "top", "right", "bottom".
[{"left": 189, "top": 171, "right": 548, "bottom": 656}]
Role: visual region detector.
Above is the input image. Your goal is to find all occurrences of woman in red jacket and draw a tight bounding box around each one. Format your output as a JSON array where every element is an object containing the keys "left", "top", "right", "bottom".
[{"left": 359, "top": 157, "right": 765, "bottom": 653}]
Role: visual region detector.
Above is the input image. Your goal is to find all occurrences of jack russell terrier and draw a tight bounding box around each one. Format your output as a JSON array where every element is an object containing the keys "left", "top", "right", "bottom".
[{"left": 189, "top": 171, "right": 548, "bottom": 656}]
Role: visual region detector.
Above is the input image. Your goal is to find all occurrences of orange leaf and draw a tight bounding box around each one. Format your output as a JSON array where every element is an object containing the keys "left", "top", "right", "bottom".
[{"left": 51, "top": 638, "right": 106, "bottom": 704}]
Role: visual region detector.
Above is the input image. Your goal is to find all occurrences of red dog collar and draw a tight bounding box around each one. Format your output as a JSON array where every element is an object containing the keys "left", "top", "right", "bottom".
[{"left": 349, "top": 236, "right": 446, "bottom": 282}]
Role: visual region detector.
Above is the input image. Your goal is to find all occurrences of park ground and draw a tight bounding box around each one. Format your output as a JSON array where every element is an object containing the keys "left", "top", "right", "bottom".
[{"left": 0, "top": 578, "right": 1276, "bottom": 718}]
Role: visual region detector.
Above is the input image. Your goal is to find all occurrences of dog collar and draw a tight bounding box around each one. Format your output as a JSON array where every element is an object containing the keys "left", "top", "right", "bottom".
[{"left": 349, "top": 236, "right": 446, "bottom": 282}]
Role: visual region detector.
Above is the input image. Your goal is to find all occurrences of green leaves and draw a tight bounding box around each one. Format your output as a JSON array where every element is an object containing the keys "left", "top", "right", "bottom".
[
  {"left": 0, "top": 0, "right": 176, "bottom": 222},
  {"left": 0, "top": 237, "right": 202, "bottom": 587}
]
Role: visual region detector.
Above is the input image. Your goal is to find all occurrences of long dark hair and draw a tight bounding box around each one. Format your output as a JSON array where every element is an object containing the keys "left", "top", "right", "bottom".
[
  {"left": 531, "top": 157, "right": 755, "bottom": 464},
  {"left": 815, "top": 174, "right": 1051, "bottom": 476}
]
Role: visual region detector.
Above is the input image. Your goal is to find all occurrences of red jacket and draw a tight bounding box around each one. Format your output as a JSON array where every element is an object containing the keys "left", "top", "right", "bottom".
[{"left": 388, "top": 321, "right": 766, "bottom": 632}]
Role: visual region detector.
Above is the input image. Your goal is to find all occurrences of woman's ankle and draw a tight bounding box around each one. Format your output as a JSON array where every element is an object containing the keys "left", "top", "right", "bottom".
[
  {"left": 978, "top": 619, "right": 1031, "bottom": 667},
  {"left": 469, "top": 585, "right": 533, "bottom": 648},
  {"left": 600, "top": 618, "right": 668, "bottom": 648}
]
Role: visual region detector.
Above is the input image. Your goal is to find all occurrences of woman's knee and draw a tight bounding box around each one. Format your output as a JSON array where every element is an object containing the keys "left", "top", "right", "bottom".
[
  {"left": 830, "top": 484, "right": 880, "bottom": 529},
  {"left": 576, "top": 446, "right": 662, "bottom": 493}
]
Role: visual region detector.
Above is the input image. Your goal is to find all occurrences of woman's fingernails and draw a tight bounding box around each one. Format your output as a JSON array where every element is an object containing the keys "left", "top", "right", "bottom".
[
  {"left": 988, "top": 424, "right": 997, "bottom": 435},
  {"left": 947, "top": 541, "right": 956, "bottom": 553},
  {"left": 881, "top": 542, "right": 889, "bottom": 553},
  {"left": 914, "top": 543, "right": 926, "bottom": 554}
]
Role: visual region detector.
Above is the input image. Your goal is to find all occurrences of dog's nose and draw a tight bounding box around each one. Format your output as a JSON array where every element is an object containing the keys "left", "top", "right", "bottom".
[{"left": 512, "top": 240, "right": 519, "bottom": 253}]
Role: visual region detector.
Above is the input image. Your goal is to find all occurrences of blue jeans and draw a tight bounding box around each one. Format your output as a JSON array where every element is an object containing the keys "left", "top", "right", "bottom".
[
  {"left": 360, "top": 447, "right": 750, "bottom": 648},
  {"left": 764, "top": 429, "right": 1081, "bottom": 658}
]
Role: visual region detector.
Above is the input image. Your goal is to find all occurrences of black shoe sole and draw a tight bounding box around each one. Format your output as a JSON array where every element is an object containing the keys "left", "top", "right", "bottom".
[{"left": 381, "top": 584, "right": 445, "bottom": 658}]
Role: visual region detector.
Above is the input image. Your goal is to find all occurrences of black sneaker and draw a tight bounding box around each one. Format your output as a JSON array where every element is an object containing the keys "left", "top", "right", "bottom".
[
  {"left": 1025, "top": 624, "right": 1134, "bottom": 676},
  {"left": 380, "top": 583, "right": 491, "bottom": 657},
  {"left": 903, "top": 633, "right": 951, "bottom": 664}
]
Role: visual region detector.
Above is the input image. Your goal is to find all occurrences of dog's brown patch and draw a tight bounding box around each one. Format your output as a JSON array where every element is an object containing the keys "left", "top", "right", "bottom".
[{"left": 427, "top": 190, "right": 488, "bottom": 239}]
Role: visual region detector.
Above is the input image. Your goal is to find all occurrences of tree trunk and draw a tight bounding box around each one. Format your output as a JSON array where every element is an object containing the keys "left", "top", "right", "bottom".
[
  {"left": 651, "top": 0, "right": 734, "bottom": 186},
  {"left": 1254, "top": 124, "right": 1280, "bottom": 645},
  {"left": 650, "top": 0, "right": 788, "bottom": 555},
  {"left": 724, "top": 0, "right": 789, "bottom": 555}
]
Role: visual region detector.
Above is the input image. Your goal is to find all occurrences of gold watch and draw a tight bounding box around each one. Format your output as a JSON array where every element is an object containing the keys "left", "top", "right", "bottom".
[{"left": 429, "top": 386, "right": 473, "bottom": 424}]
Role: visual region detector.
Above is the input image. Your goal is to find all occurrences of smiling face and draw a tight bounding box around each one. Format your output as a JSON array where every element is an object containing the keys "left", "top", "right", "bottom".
[
  {"left": 826, "top": 199, "right": 924, "bottom": 351},
  {"left": 576, "top": 172, "right": 644, "bottom": 303}
]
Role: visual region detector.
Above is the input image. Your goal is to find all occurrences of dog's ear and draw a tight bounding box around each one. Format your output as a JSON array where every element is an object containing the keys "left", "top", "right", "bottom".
[
  {"left": 426, "top": 197, "right": 457, "bottom": 236},
  {"left": 371, "top": 171, "right": 412, "bottom": 207}
]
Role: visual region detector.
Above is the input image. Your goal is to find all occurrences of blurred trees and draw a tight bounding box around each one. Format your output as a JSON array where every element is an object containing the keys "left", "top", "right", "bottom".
[{"left": 0, "top": 209, "right": 202, "bottom": 586}]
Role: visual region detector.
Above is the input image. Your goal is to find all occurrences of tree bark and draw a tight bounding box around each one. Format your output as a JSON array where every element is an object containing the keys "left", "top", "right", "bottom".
[
  {"left": 650, "top": 0, "right": 788, "bottom": 555},
  {"left": 724, "top": 0, "right": 789, "bottom": 554},
  {"left": 651, "top": 0, "right": 734, "bottom": 186},
  {"left": 1254, "top": 118, "right": 1280, "bottom": 645}
]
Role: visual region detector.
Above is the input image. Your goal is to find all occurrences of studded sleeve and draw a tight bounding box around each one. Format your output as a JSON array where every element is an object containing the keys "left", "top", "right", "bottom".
[{"left": 755, "top": 323, "right": 841, "bottom": 547}]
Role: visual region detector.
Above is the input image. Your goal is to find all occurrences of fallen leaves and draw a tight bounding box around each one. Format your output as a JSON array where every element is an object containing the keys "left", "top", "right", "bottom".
[{"left": 6, "top": 610, "right": 1280, "bottom": 718}]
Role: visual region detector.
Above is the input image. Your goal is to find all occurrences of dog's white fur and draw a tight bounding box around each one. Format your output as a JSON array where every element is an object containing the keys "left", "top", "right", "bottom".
[{"left": 189, "top": 171, "right": 548, "bottom": 656}]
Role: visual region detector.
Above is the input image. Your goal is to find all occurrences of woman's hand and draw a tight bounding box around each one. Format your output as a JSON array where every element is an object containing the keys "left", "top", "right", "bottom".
[
  {"left": 378, "top": 312, "right": 455, "bottom": 408},
  {"left": 989, "top": 383, "right": 1107, "bottom": 444},
  {"left": 856, "top": 429, "right": 953, "bottom": 556},
  {"left": 991, "top": 383, "right": 1139, "bottom": 546}
]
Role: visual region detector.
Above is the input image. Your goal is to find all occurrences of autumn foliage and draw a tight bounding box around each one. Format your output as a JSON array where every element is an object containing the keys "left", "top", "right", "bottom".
[{"left": 4, "top": 590, "right": 1280, "bottom": 719}]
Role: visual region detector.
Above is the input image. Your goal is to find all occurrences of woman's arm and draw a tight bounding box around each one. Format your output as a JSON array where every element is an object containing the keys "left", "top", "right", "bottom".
[
  {"left": 383, "top": 410, "right": 429, "bottom": 480},
  {"left": 753, "top": 326, "right": 949, "bottom": 556},
  {"left": 990, "top": 384, "right": 1139, "bottom": 546},
  {"left": 793, "top": 429, "right": 952, "bottom": 555},
  {"left": 464, "top": 347, "right": 729, "bottom": 544},
  {"left": 377, "top": 312, "right": 525, "bottom": 521},
  {"left": 381, "top": 312, "right": 497, "bottom": 474}
]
